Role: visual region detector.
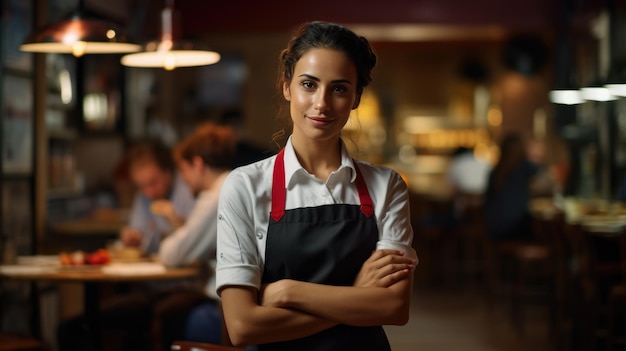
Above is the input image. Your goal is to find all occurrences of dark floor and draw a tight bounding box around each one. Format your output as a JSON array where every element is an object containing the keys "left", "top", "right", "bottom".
[{"left": 384, "top": 285, "right": 553, "bottom": 351}]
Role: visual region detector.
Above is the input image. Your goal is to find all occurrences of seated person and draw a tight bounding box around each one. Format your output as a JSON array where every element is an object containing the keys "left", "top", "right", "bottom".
[
  {"left": 447, "top": 146, "right": 491, "bottom": 196},
  {"left": 447, "top": 146, "right": 492, "bottom": 221},
  {"left": 120, "top": 139, "right": 196, "bottom": 255},
  {"left": 157, "top": 122, "right": 237, "bottom": 346},
  {"left": 57, "top": 140, "right": 199, "bottom": 351}
]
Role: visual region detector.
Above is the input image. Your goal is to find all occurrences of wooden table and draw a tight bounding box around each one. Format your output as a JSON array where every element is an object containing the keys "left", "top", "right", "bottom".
[
  {"left": 0, "top": 262, "right": 199, "bottom": 351},
  {"left": 579, "top": 215, "right": 626, "bottom": 236}
]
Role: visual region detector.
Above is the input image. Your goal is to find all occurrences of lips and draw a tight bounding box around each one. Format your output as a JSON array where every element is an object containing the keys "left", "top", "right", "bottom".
[{"left": 307, "top": 116, "right": 334, "bottom": 127}]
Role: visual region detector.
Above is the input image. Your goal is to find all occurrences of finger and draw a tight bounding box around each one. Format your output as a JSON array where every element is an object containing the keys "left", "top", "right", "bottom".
[
  {"left": 376, "top": 262, "right": 415, "bottom": 279},
  {"left": 366, "top": 250, "right": 405, "bottom": 267},
  {"left": 372, "top": 254, "right": 415, "bottom": 270},
  {"left": 379, "top": 269, "right": 411, "bottom": 287}
]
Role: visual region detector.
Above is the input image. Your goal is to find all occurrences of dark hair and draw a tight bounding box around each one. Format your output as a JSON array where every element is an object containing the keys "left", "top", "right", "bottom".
[
  {"left": 127, "top": 139, "right": 175, "bottom": 173},
  {"left": 273, "top": 21, "right": 377, "bottom": 146},
  {"left": 278, "top": 21, "right": 377, "bottom": 97},
  {"left": 173, "top": 122, "right": 236, "bottom": 170}
]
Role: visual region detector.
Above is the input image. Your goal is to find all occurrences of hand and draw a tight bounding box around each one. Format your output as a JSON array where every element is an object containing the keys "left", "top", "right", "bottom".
[
  {"left": 150, "top": 200, "right": 184, "bottom": 228},
  {"left": 120, "top": 227, "right": 142, "bottom": 247},
  {"left": 353, "top": 250, "right": 415, "bottom": 288},
  {"left": 259, "top": 279, "right": 292, "bottom": 308},
  {"left": 150, "top": 200, "right": 175, "bottom": 218}
]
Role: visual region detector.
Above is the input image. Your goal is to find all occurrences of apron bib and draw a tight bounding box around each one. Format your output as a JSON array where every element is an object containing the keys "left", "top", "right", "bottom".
[{"left": 259, "top": 149, "right": 391, "bottom": 351}]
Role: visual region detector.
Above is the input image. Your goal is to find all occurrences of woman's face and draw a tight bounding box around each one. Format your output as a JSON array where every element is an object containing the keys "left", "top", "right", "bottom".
[{"left": 283, "top": 48, "right": 358, "bottom": 144}]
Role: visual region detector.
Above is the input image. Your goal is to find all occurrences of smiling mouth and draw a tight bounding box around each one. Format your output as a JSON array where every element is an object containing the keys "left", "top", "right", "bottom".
[{"left": 308, "top": 116, "right": 334, "bottom": 127}]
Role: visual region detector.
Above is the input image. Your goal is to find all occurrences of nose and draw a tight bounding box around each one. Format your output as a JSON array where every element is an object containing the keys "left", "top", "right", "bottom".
[{"left": 314, "top": 90, "right": 330, "bottom": 112}]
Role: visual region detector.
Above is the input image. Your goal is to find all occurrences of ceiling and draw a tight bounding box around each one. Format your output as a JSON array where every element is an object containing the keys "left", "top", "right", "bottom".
[
  {"left": 80, "top": 0, "right": 611, "bottom": 44},
  {"left": 175, "top": 0, "right": 562, "bottom": 37}
]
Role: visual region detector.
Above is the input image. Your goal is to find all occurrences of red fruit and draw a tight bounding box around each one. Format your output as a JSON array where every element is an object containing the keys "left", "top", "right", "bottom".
[{"left": 86, "top": 249, "right": 111, "bottom": 265}]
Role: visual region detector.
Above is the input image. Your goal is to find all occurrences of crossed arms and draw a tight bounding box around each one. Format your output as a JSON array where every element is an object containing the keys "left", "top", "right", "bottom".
[{"left": 221, "top": 249, "right": 416, "bottom": 347}]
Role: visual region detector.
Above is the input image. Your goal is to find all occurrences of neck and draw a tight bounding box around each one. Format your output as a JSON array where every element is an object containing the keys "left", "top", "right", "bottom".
[
  {"left": 291, "top": 137, "right": 342, "bottom": 181},
  {"left": 200, "top": 168, "right": 228, "bottom": 192}
]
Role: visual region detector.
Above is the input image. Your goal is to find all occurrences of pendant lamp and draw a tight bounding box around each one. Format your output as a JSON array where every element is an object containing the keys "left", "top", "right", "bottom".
[
  {"left": 120, "top": 0, "right": 220, "bottom": 70},
  {"left": 19, "top": 1, "right": 140, "bottom": 57},
  {"left": 549, "top": 37, "right": 584, "bottom": 105}
]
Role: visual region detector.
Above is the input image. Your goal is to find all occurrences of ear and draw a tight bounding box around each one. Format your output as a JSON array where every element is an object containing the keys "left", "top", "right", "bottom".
[
  {"left": 191, "top": 156, "right": 204, "bottom": 169},
  {"left": 283, "top": 81, "right": 291, "bottom": 101},
  {"left": 352, "top": 95, "right": 361, "bottom": 110}
]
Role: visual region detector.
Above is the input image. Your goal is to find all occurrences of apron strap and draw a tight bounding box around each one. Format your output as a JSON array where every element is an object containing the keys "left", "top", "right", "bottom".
[
  {"left": 270, "top": 149, "right": 286, "bottom": 222},
  {"left": 270, "top": 148, "right": 374, "bottom": 221},
  {"left": 353, "top": 162, "right": 374, "bottom": 218}
]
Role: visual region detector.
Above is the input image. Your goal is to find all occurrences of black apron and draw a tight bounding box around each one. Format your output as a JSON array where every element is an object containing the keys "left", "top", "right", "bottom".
[{"left": 259, "top": 149, "right": 391, "bottom": 351}]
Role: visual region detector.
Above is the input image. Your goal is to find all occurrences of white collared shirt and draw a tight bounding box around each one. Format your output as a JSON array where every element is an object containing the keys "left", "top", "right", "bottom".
[
  {"left": 158, "top": 171, "right": 230, "bottom": 299},
  {"left": 216, "top": 137, "right": 417, "bottom": 294}
]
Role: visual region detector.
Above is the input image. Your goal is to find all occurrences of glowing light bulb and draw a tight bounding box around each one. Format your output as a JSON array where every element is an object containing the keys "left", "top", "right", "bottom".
[
  {"left": 72, "top": 41, "right": 86, "bottom": 57},
  {"left": 164, "top": 53, "right": 176, "bottom": 70}
]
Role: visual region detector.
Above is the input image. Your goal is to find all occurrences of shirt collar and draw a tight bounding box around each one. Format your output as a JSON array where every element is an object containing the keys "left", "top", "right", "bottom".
[{"left": 283, "top": 136, "right": 357, "bottom": 185}]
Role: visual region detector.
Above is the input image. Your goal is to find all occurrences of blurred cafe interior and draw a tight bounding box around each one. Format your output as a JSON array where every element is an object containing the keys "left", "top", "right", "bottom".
[{"left": 2, "top": 0, "right": 626, "bottom": 350}]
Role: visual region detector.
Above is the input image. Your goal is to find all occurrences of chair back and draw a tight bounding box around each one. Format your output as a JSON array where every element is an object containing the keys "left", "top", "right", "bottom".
[{"left": 171, "top": 340, "right": 245, "bottom": 351}]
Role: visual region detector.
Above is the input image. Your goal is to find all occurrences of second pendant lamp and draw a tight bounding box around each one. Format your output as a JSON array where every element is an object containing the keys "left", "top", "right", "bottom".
[{"left": 121, "top": 0, "right": 220, "bottom": 70}]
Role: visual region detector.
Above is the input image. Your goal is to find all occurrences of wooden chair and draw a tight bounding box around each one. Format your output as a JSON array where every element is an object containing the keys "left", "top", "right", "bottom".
[
  {"left": 447, "top": 193, "right": 489, "bottom": 288},
  {"left": 508, "top": 212, "right": 565, "bottom": 338},
  {"left": 482, "top": 209, "right": 561, "bottom": 338},
  {"left": 171, "top": 340, "right": 245, "bottom": 351}
]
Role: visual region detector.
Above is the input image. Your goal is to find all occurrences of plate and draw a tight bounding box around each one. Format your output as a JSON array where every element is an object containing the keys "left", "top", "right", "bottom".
[
  {"left": 110, "top": 257, "right": 152, "bottom": 263},
  {"left": 16, "top": 255, "right": 60, "bottom": 266},
  {"left": 102, "top": 263, "right": 166, "bottom": 275},
  {"left": 0, "top": 265, "right": 58, "bottom": 275}
]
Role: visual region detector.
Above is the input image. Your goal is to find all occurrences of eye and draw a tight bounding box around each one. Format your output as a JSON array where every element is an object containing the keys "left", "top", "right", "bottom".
[
  {"left": 301, "top": 80, "right": 316, "bottom": 90},
  {"left": 332, "top": 85, "right": 348, "bottom": 94}
]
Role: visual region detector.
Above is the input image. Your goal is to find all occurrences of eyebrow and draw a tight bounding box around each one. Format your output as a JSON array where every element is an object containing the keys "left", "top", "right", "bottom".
[{"left": 298, "top": 74, "right": 353, "bottom": 85}]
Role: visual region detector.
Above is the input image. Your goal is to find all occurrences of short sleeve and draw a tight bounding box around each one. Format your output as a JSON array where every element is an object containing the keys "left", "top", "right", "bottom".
[
  {"left": 215, "top": 170, "right": 263, "bottom": 295},
  {"left": 376, "top": 170, "right": 418, "bottom": 263}
]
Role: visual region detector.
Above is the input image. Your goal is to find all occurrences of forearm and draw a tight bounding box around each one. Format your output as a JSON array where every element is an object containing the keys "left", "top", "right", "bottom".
[
  {"left": 222, "top": 287, "right": 337, "bottom": 346},
  {"left": 159, "top": 220, "right": 215, "bottom": 267},
  {"left": 275, "top": 276, "right": 413, "bottom": 326}
]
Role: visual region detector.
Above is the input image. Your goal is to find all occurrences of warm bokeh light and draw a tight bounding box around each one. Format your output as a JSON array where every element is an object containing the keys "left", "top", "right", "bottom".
[
  {"left": 71, "top": 41, "right": 86, "bottom": 57},
  {"left": 487, "top": 106, "right": 502, "bottom": 127}
]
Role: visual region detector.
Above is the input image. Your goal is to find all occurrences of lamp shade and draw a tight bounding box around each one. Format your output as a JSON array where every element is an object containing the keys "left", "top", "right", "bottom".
[
  {"left": 549, "top": 89, "right": 584, "bottom": 105},
  {"left": 549, "top": 73, "right": 584, "bottom": 105},
  {"left": 120, "top": 6, "right": 220, "bottom": 70},
  {"left": 20, "top": 13, "right": 141, "bottom": 57},
  {"left": 581, "top": 79, "right": 617, "bottom": 102},
  {"left": 120, "top": 40, "right": 220, "bottom": 70}
]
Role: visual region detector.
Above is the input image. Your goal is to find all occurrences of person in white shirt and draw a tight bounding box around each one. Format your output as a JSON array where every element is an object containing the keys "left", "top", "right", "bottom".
[
  {"left": 216, "top": 21, "right": 418, "bottom": 350},
  {"left": 446, "top": 146, "right": 492, "bottom": 221},
  {"left": 157, "top": 122, "right": 236, "bottom": 348},
  {"left": 447, "top": 146, "right": 491, "bottom": 195}
]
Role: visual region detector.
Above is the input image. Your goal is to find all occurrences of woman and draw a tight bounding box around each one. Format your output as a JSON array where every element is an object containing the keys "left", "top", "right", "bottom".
[
  {"left": 216, "top": 21, "right": 417, "bottom": 350},
  {"left": 484, "top": 133, "right": 540, "bottom": 241}
]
